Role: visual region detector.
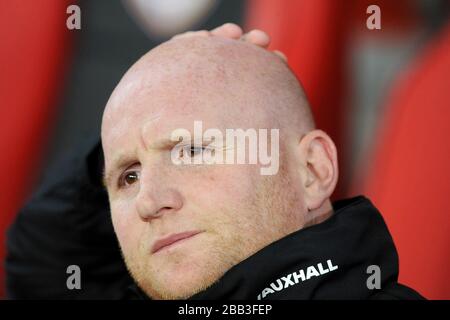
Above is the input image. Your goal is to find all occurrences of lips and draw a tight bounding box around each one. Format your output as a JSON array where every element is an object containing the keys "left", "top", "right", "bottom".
[{"left": 151, "top": 230, "right": 203, "bottom": 254}]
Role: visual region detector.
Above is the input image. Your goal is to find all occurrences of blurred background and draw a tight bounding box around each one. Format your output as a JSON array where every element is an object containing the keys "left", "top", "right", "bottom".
[{"left": 0, "top": 0, "right": 449, "bottom": 299}]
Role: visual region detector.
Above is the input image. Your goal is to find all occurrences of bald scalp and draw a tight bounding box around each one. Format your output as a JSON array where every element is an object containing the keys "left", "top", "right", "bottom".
[{"left": 102, "top": 35, "right": 315, "bottom": 139}]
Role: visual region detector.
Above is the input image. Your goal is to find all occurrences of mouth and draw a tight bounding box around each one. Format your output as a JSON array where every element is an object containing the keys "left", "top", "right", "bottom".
[{"left": 151, "top": 230, "right": 203, "bottom": 254}]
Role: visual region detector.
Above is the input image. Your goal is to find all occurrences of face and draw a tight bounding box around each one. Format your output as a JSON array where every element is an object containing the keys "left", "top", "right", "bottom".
[{"left": 102, "top": 62, "right": 306, "bottom": 300}]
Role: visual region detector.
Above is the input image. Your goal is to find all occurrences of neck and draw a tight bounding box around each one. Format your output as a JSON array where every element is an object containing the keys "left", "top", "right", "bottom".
[{"left": 303, "top": 199, "right": 333, "bottom": 228}]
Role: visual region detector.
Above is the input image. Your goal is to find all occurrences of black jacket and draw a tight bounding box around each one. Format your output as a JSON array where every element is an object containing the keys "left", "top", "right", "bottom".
[{"left": 130, "top": 196, "right": 424, "bottom": 300}]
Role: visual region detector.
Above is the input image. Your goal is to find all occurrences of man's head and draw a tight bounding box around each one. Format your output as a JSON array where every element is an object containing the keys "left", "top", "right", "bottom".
[{"left": 101, "top": 36, "right": 338, "bottom": 299}]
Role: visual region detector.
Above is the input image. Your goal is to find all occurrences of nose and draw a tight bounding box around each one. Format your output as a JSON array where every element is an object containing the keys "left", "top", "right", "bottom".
[{"left": 135, "top": 176, "right": 183, "bottom": 222}]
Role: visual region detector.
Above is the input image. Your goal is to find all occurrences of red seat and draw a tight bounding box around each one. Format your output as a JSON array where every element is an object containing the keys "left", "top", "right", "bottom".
[
  {"left": 359, "top": 21, "right": 450, "bottom": 299},
  {"left": 0, "top": 0, "right": 72, "bottom": 297}
]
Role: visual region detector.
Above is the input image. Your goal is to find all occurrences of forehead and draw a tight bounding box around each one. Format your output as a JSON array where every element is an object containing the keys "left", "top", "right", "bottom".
[{"left": 101, "top": 80, "right": 264, "bottom": 165}]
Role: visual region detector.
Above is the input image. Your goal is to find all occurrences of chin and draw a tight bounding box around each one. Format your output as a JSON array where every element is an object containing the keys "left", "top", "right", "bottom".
[
  {"left": 143, "top": 248, "right": 234, "bottom": 299},
  {"left": 141, "top": 263, "right": 221, "bottom": 300},
  {"left": 129, "top": 234, "right": 239, "bottom": 299}
]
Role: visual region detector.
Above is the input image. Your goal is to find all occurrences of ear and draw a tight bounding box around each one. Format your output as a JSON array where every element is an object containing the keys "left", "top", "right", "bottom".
[{"left": 297, "top": 130, "right": 339, "bottom": 211}]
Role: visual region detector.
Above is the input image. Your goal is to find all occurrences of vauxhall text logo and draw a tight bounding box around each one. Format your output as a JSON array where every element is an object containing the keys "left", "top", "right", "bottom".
[{"left": 257, "top": 259, "right": 339, "bottom": 300}]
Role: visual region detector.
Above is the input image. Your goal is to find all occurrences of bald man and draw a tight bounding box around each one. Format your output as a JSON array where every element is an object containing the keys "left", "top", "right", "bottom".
[{"left": 101, "top": 30, "right": 422, "bottom": 300}]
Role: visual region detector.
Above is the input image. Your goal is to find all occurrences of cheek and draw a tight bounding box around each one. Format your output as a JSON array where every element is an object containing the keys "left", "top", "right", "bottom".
[
  {"left": 181, "top": 166, "right": 261, "bottom": 237},
  {"left": 110, "top": 200, "right": 143, "bottom": 251},
  {"left": 189, "top": 165, "right": 258, "bottom": 208}
]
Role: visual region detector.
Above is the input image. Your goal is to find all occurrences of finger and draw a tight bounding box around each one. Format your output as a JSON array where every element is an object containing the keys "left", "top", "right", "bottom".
[
  {"left": 273, "top": 50, "right": 288, "bottom": 63},
  {"left": 240, "top": 29, "right": 270, "bottom": 48},
  {"left": 210, "top": 23, "right": 243, "bottom": 39}
]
